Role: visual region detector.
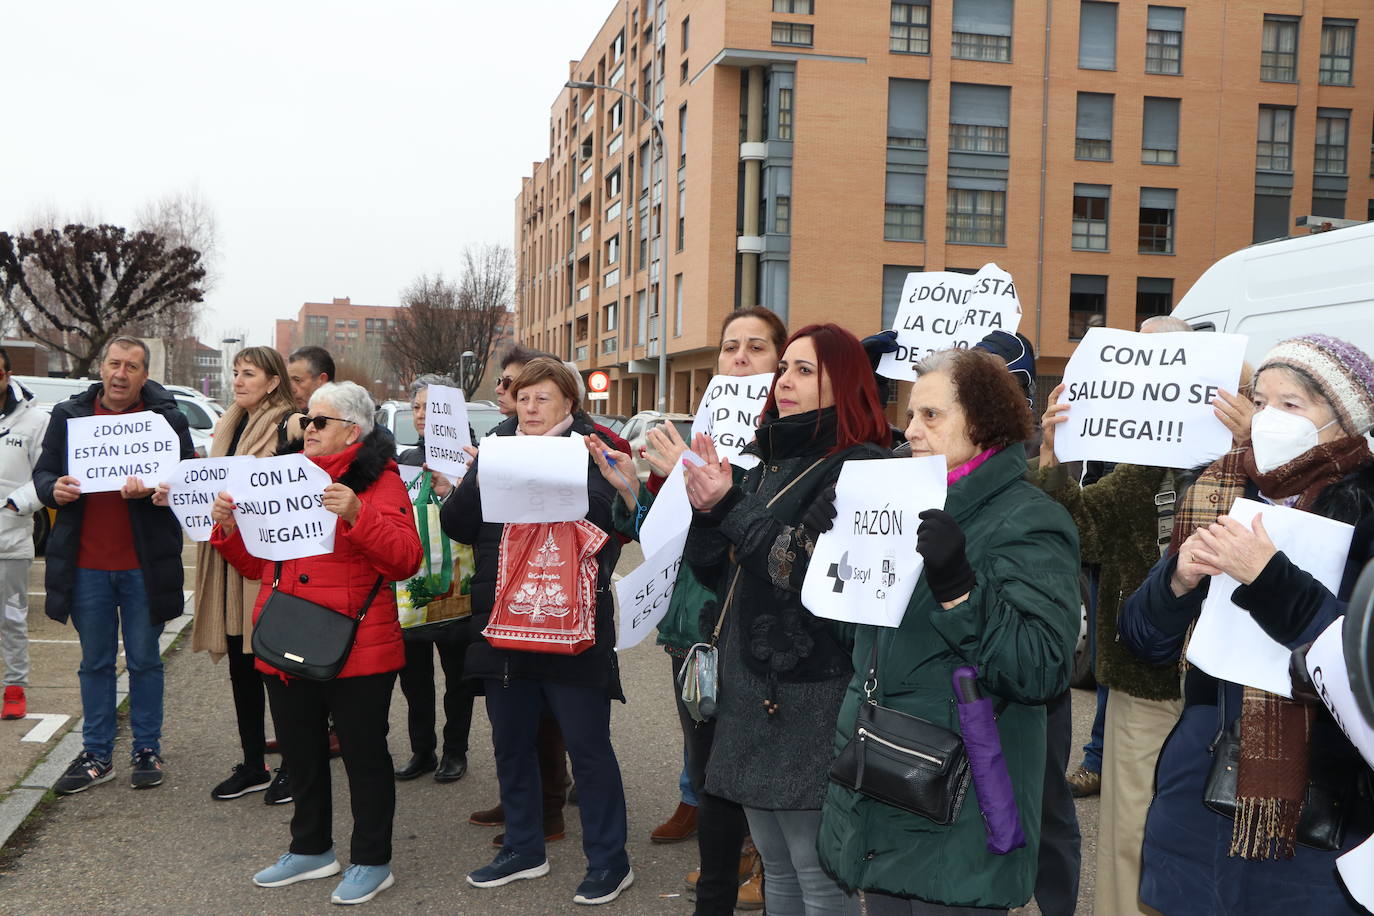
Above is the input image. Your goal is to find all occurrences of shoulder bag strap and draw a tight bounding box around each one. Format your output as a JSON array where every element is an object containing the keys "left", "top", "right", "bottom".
[
  {"left": 705, "top": 455, "right": 830, "bottom": 647},
  {"left": 272, "top": 560, "right": 385, "bottom": 623}
]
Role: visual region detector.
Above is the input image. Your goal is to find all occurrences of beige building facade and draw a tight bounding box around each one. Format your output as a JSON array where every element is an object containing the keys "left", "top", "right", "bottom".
[{"left": 515, "top": 0, "right": 1373, "bottom": 414}]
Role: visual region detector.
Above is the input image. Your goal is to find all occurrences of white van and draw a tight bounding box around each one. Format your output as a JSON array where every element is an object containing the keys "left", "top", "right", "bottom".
[{"left": 1172, "top": 221, "right": 1374, "bottom": 364}]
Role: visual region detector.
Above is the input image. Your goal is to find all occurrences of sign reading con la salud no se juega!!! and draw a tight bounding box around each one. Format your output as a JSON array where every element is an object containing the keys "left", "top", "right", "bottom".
[
  {"left": 66, "top": 411, "right": 180, "bottom": 494},
  {"left": 1052, "top": 327, "right": 1247, "bottom": 469},
  {"left": 877, "top": 263, "right": 1022, "bottom": 382},
  {"left": 690, "top": 372, "right": 773, "bottom": 470}
]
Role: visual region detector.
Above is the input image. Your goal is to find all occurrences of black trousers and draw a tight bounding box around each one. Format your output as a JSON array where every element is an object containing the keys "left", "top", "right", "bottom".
[
  {"left": 398, "top": 623, "right": 474, "bottom": 757},
  {"left": 1035, "top": 689, "right": 1082, "bottom": 916},
  {"left": 264, "top": 671, "right": 397, "bottom": 865},
  {"left": 226, "top": 634, "right": 269, "bottom": 772},
  {"left": 671, "top": 654, "right": 750, "bottom": 916}
]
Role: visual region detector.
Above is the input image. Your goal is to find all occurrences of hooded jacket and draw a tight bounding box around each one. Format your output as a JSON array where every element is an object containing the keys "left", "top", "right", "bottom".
[
  {"left": 0, "top": 380, "right": 49, "bottom": 559},
  {"left": 211, "top": 427, "right": 422, "bottom": 680},
  {"left": 33, "top": 380, "right": 195, "bottom": 625}
]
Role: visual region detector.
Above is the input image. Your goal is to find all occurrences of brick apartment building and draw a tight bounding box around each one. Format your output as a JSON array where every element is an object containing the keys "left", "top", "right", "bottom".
[
  {"left": 514, "top": 0, "right": 1372, "bottom": 416},
  {"left": 274, "top": 297, "right": 407, "bottom": 400}
]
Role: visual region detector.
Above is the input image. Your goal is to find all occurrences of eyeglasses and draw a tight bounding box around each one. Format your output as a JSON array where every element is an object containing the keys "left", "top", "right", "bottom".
[
  {"left": 298, "top": 414, "right": 357, "bottom": 432},
  {"left": 496, "top": 375, "right": 516, "bottom": 391}
]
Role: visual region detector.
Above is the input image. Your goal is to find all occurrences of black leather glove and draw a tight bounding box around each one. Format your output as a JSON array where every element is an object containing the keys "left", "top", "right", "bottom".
[
  {"left": 1289, "top": 641, "right": 1321, "bottom": 705},
  {"left": 800, "top": 483, "right": 839, "bottom": 534},
  {"left": 861, "top": 329, "right": 900, "bottom": 371},
  {"left": 917, "top": 508, "right": 976, "bottom": 603}
]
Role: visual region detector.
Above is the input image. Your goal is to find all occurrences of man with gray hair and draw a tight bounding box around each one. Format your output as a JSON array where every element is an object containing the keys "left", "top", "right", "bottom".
[{"left": 35, "top": 336, "right": 195, "bottom": 795}]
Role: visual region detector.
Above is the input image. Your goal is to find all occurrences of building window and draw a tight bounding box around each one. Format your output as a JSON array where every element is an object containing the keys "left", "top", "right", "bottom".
[
  {"left": 1320, "top": 19, "right": 1356, "bottom": 85},
  {"left": 605, "top": 234, "right": 620, "bottom": 265},
  {"left": 604, "top": 302, "right": 617, "bottom": 331},
  {"left": 890, "top": 1, "right": 931, "bottom": 54},
  {"left": 681, "top": 15, "right": 690, "bottom": 50},
  {"left": 947, "top": 188, "right": 1006, "bottom": 245},
  {"left": 882, "top": 264, "right": 922, "bottom": 329},
  {"left": 1253, "top": 191, "right": 1290, "bottom": 243},
  {"left": 1138, "top": 188, "right": 1177, "bottom": 254},
  {"left": 677, "top": 185, "right": 686, "bottom": 250},
  {"left": 1261, "top": 15, "right": 1299, "bottom": 82},
  {"left": 1136, "top": 277, "right": 1174, "bottom": 328},
  {"left": 680, "top": 59, "right": 689, "bottom": 84},
  {"left": 952, "top": 0, "right": 1013, "bottom": 62},
  {"left": 1079, "top": 1, "right": 1118, "bottom": 70},
  {"left": 771, "top": 22, "right": 813, "bottom": 46},
  {"left": 775, "top": 195, "right": 792, "bottom": 233},
  {"left": 1141, "top": 97, "right": 1180, "bottom": 164},
  {"left": 885, "top": 172, "right": 925, "bottom": 241},
  {"left": 611, "top": 29, "right": 625, "bottom": 62},
  {"left": 1314, "top": 110, "right": 1349, "bottom": 175},
  {"left": 887, "top": 78, "right": 929, "bottom": 150},
  {"left": 674, "top": 273, "right": 684, "bottom": 337},
  {"left": 1075, "top": 92, "right": 1113, "bottom": 160},
  {"left": 678, "top": 103, "right": 688, "bottom": 167},
  {"left": 950, "top": 123, "right": 1008, "bottom": 153},
  {"left": 1145, "top": 6, "right": 1184, "bottom": 74},
  {"left": 1072, "top": 184, "right": 1110, "bottom": 250},
  {"left": 1256, "top": 106, "right": 1293, "bottom": 172},
  {"left": 947, "top": 84, "right": 1012, "bottom": 154},
  {"left": 609, "top": 99, "right": 624, "bottom": 131},
  {"left": 606, "top": 168, "right": 622, "bottom": 198},
  {"left": 1069, "top": 275, "right": 1108, "bottom": 339},
  {"left": 772, "top": 0, "right": 813, "bottom": 11},
  {"left": 777, "top": 87, "right": 794, "bottom": 140}
]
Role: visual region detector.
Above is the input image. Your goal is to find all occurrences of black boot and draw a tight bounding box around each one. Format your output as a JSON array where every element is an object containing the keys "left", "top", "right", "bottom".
[{"left": 394, "top": 750, "right": 438, "bottom": 780}]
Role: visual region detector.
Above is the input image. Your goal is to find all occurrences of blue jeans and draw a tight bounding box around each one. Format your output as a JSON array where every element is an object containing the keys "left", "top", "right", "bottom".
[
  {"left": 744, "top": 807, "right": 845, "bottom": 916},
  {"left": 1080, "top": 567, "right": 1106, "bottom": 773},
  {"left": 679, "top": 748, "right": 699, "bottom": 807},
  {"left": 68, "top": 568, "right": 164, "bottom": 760}
]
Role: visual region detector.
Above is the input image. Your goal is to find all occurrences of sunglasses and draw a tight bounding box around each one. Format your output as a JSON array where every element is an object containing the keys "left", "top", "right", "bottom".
[
  {"left": 496, "top": 375, "right": 516, "bottom": 390},
  {"left": 298, "top": 414, "right": 357, "bottom": 432}
]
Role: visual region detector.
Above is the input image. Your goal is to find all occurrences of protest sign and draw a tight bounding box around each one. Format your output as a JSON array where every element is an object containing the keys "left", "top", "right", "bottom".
[
  {"left": 423, "top": 384, "right": 472, "bottom": 479},
  {"left": 639, "top": 462, "right": 692, "bottom": 558},
  {"left": 1052, "top": 328, "right": 1247, "bottom": 468},
  {"left": 1187, "top": 498, "right": 1353, "bottom": 697},
  {"left": 689, "top": 372, "right": 772, "bottom": 466},
  {"left": 163, "top": 457, "right": 249, "bottom": 541},
  {"left": 397, "top": 463, "right": 425, "bottom": 490},
  {"left": 477, "top": 434, "right": 590, "bottom": 523},
  {"left": 230, "top": 454, "right": 337, "bottom": 562},
  {"left": 801, "top": 455, "right": 947, "bottom": 627},
  {"left": 877, "top": 264, "right": 1022, "bottom": 381},
  {"left": 614, "top": 530, "right": 690, "bottom": 650},
  {"left": 66, "top": 411, "right": 181, "bottom": 494}
]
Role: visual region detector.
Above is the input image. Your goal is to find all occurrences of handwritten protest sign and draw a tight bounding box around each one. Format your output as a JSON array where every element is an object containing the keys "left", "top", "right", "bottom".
[
  {"left": 477, "top": 434, "right": 590, "bottom": 523},
  {"left": 424, "top": 384, "right": 472, "bottom": 479},
  {"left": 230, "top": 454, "right": 337, "bottom": 562},
  {"left": 163, "top": 457, "right": 247, "bottom": 541},
  {"left": 66, "top": 411, "right": 181, "bottom": 494},
  {"left": 614, "top": 530, "right": 690, "bottom": 650},
  {"left": 802, "top": 456, "right": 947, "bottom": 627},
  {"left": 877, "top": 264, "right": 1022, "bottom": 381},
  {"left": 1052, "top": 328, "right": 1247, "bottom": 468},
  {"left": 1187, "top": 498, "right": 1353, "bottom": 697},
  {"left": 690, "top": 372, "right": 772, "bottom": 467},
  {"left": 397, "top": 463, "right": 425, "bottom": 490}
]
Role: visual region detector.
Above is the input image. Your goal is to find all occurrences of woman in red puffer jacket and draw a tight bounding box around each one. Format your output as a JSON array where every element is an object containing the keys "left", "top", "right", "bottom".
[{"left": 211, "top": 381, "right": 421, "bottom": 905}]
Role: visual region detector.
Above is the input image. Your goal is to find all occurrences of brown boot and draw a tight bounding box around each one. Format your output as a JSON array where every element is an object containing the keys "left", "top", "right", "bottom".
[
  {"left": 1067, "top": 764, "right": 1101, "bottom": 798},
  {"left": 491, "top": 812, "right": 566, "bottom": 848},
  {"left": 736, "top": 841, "right": 764, "bottom": 910},
  {"left": 650, "top": 801, "right": 699, "bottom": 843},
  {"left": 469, "top": 802, "right": 505, "bottom": 827}
]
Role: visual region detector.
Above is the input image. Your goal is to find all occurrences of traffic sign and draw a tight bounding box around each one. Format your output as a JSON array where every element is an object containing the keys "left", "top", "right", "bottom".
[{"left": 587, "top": 370, "right": 610, "bottom": 393}]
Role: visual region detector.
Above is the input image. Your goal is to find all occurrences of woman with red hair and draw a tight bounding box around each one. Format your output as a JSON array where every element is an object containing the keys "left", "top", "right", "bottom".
[{"left": 682, "top": 323, "right": 890, "bottom": 915}]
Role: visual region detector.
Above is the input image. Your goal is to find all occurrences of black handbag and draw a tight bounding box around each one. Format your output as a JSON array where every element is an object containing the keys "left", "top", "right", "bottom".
[
  {"left": 829, "top": 638, "right": 971, "bottom": 825},
  {"left": 1202, "top": 696, "right": 1354, "bottom": 851},
  {"left": 251, "top": 561, "right": 384, "bottom": 682}
]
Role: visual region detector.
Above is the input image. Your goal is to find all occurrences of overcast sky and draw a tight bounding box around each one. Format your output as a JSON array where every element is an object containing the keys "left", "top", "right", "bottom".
[{"left": 2, "top": 1, "right": 613, "bottom": 351}]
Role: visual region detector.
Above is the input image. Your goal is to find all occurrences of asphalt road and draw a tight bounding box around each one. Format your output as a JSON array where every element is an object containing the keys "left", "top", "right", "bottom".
[{"left": 0, "top": 541, "right": 1099, "bottom": 915}]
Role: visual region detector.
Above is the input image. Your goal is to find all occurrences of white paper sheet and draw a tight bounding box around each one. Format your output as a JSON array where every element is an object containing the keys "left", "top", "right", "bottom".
[
  {"left": 423, "top": 384, "right": 472, "bottom": 479},
  {"left": 229, "top": 454, "right": 338, "bottom": 561},
  {"left": 477, "top": 434, "right": 590, "bottom": 523},
  {"left": 163, "top": 456, "right": 248, "bottom": 541},
  {"left": 639, "top": 462, "right": 692, "bottom": 558},
  {"left": 877, "top": 263, "right": 1022, "bottom": 381},
  {"left": 1187, "top": 498, "right": 1353, "bottom": 697},
  {"left": 801, "top": 455, "right": 947, "bottom": 627},
  {"left": 614, "top": 530, "right": 690, "bottom": 651},
  {"left": 66, "top": 411, "right": 181, "bottom": 494},
  {"left": 689, "top": 372, "right": 772, "bottom": 464},
  {"left": 1053, "top": 328, "right": 1248, "bottom": 468}
]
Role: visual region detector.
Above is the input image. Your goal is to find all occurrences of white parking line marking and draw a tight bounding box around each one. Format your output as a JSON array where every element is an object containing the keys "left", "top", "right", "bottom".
[
  {"left": 26, "top": 639, "right": 80, "bottom": 645},
  {"left": 21, "top": 713, "right": 70, "bottom": 743}
]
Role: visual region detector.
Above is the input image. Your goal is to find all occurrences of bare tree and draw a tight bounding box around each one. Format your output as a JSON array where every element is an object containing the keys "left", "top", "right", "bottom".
[
  {"left": 0, "top": 224, "right": 206, "bottom": 377},
  {"left": 387, "top": 243, "right": 513, "bottom": 398}
]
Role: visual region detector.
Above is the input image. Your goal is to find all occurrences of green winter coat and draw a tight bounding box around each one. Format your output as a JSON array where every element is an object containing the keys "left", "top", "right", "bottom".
[
  {"left": 1030, "top": 461, "right": 1182, "bottom": 701},
  {"left": 612, "top": 483, "right": 715, "bottom": 654},
  {"left": 817, "top": 445, "right": 1081, "bottom": 908}
]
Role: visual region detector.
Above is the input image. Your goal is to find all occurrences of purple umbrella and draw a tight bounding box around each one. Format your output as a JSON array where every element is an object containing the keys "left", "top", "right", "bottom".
[{"left": 953, "top": 665, "right": 1026, "bottom": 855}]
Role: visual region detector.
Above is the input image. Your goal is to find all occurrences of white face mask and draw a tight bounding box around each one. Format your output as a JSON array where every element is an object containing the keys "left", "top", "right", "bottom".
[{"left": 1250, "top": 406, "right": 1336, "bottom": 473}]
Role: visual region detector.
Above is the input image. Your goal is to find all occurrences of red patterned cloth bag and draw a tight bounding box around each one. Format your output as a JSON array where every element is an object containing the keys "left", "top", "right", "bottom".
[{"left": 484, "top": 519, "right": 608, "bottom": 655}]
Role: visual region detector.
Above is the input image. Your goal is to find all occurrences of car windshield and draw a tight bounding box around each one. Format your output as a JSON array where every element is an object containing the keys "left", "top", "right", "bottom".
[{"left": 393, "top": 408, "right": 419, "bottom": 446}]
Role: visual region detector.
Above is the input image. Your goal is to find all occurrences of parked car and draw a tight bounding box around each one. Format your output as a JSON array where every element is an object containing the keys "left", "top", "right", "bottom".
[
  {"left": 375, "top": 398, "right": 506, "bottom": 457},
  {"left": 591, "top": 413, "right": 628, "bottom": 434},
  {"left": 619, "top": 410, "right": 695, "bottom": 484},
  {"left": 171, "top": 393, "right": 221, "bottom": 458}
]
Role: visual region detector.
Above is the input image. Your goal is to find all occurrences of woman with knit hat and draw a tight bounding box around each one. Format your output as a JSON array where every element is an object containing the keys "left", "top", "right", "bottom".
[{"left": 1119, "top": 333, "right": 1374, "bottom": 914}]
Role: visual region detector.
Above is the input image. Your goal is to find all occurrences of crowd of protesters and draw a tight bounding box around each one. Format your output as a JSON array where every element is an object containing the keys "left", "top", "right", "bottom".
[{"left": 16, "top": 313, "right": 1374, "bottom": 913}]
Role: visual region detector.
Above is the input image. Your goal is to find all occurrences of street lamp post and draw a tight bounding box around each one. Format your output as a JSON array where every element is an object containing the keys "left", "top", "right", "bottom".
[
  {"left": 565, "top": 79, "right": 669, "bottom": 412},
  {"left": 460, "top": 350, "right": 475, "bottom": 396},
  {"left": 221, "top": 337, "right": 242, "bottom": 402}
]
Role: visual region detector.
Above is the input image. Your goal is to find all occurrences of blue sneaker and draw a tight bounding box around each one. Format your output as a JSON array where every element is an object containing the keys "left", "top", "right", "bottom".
[
  {"left": 573, "top": 865, "right": 634, "bottom": 905},
  {"left": 253, "top": 850, "right": 341, "bottom": 888},
  {"left": 330, "top": 864, "right": 395, "bottom": 905},
  {"left": 466, "top": 848, "right": 550, "bottom": 888}
]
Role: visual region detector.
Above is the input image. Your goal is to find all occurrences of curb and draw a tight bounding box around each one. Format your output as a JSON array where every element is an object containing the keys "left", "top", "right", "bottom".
[{"left": 0, "top": 597, "right": 194, "bottom": 851}]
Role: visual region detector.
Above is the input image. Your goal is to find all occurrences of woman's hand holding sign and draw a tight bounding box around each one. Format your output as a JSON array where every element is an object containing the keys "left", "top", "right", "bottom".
[
  {"left": 684, "top": 433, "right": 733, "bottom": 511},
  {"left": 211, "top": 491, "right": 238, "bottom": 534},
  {"left": 1191, "top": 514, "right": 1277, "bottom": 586},
  {"left": 1039, "top": 383, "right": 1069, "bottom": 468},
  {"left": 645, "top": 422, "right": 690, "bottom": 478},
  {"left": 1212, "top": 388, "right": 1256, "bottom": 448},
  {"left": 585, "top": 434, "right": 638, "bottom": 508},
  {"left": 322, "top": 483, "right": 362, "bottom": 525}
]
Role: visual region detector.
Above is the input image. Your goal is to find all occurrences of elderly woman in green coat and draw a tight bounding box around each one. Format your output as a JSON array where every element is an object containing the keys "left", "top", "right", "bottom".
[{"left": 818, "top": 348, "right": 1081, "bottom": 915}]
